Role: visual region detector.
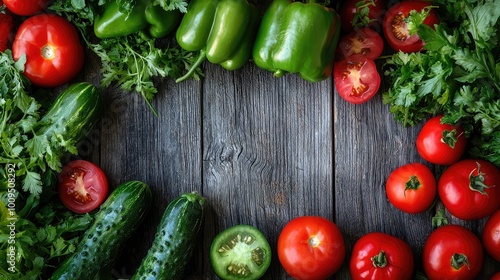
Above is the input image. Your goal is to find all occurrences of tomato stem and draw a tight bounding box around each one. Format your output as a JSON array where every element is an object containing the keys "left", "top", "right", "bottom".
[
  {"left": 450, "top": 253, "right": 470, "bottom": 270},
  {"left": 469, "top": 162, "right": 492, "bottom": 195},
  {"left": 441, "top": 129, "right": 460, "bottom": 149},
  {"left": 371, "top": 250, "right": 387, "bottom": 268},
  {"left": 404, "top": 175, "right": 421, "bottom": 197}
]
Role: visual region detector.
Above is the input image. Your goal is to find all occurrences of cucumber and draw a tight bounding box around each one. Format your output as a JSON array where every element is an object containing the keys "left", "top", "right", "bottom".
[
  {"left": 38, "top": 82, "right": 103, "bottom": 145},
  {"left": 50, "top": 180, "right": 153, "bottom": 280},
  {"left": 131, "top": 192, "right": 205, "bottom": 280}
]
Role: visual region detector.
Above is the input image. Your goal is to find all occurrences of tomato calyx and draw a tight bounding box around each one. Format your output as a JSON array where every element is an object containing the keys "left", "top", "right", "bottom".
[
  {"left": 441, "top": 129, "right": 463, "bottom": 149},
  {"left": 63, "top": 167, "right": 94, "bottom": 204},
  {"left": 352, "top": 0, "right": 378, "bottom": 28},
  {"left": 468, "top": 162, "right": 493, "bottom": 195},
  {"left": 451, "top": 253, "right": 470, "bottom": 270},
  {"left": 370, "top": 250, "right": 388, "bottom": 268},
  {"left": 404, "top": 175, "right": 421, "bottom": 197}
]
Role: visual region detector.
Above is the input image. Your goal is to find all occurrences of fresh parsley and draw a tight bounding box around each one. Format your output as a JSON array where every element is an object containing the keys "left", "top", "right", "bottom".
[
  {"left": 0, "top": 51, "right": 93, "bottom": 279},
  {"left": 383, "top": 0, "right": 500, "bottom": 167}
]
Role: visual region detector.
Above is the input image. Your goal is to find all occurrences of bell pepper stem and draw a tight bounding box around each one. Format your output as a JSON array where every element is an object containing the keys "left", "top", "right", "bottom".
[{"left": 176, "top": 50, "right": 207, "bottom": 83}]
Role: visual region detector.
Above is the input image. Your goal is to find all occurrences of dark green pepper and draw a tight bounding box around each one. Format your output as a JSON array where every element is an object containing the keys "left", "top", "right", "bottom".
[
  {"left": 94, "top": 0, "right": 148, "bottom": 39},
  {"left": 94, "top": 0, "right": 182, "bottom": 39},
  {"left": 175, "top": 0, "right": 260, "bottom": 83},
  {"left": 145, "top": 4, "right": 182, "bottom": 38},
  {"left": 252, "top": 0, "right": 341, "bottom": 82}
]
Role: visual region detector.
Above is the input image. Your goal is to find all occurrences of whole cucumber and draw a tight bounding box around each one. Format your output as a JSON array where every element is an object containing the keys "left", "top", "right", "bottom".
[
  {"left": 38, "top": 82, "right": 103, "bottom": 145},
  {"left": 131, "top": 192, "right": 205, "bottom": 280},
  {"left": 50, "top": 180, "right": 153, "bottom": 280}
]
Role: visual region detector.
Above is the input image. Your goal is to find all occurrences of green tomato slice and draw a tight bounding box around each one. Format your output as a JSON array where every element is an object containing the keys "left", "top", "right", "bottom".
[{"left": 210, "top": 224, "right": 272, "bottom": 280}]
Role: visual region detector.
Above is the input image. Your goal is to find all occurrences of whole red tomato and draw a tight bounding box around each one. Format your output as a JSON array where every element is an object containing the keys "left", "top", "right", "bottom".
[
  {"left": 58, "top": 160, "right": 109, "bottom": 213},
  {"left": 277, "top": 216, "right": 345, "bottom": 280},
  {"left": 340, "top": 0, "right": 386, "bottom": 33},
  {"left": 386, "top": 163, "right": 436, "bottom": 214},
  {"left": 3, "top": 0, "right": 49, "bottom": 16},
  {"left": 416, "top": 115, "right": 467, "bottom": 166},
  {"left": 12, "top": 14, "right": 84, "bottom": 88},
  {"left": 334, "top": 54, "right": 381, "bottom": 104},
  {"left": 483, "top": 209, "right": 500, "bottom": 262},
  {"left": 350, "top": 232, "right": 414, "bottom": 280},
  {"left": 383, "top": 1, "right": 440, "bottom": 53},
  {"left": 438, "top": 159, "right": 500, "bottom": 220},
  {"left": 491, "top": 272, "right": 500, "bottom": 280},
  {"left": 423, "top": 225, "right": 483, "bottom": 280}
]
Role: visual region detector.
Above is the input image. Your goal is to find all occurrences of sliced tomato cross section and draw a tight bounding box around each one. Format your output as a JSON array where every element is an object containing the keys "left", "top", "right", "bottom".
[
  {"left": 58, "top": 160, "right": 108, "bottom": 213},
  {"left": 334, "top": 54, "right": 381, "bottom": 104}
]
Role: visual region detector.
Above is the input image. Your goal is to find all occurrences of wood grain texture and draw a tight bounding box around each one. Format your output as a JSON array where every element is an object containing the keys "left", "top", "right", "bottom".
[{"left": 72, "top": 11, "right": 498, "bottom": 280}]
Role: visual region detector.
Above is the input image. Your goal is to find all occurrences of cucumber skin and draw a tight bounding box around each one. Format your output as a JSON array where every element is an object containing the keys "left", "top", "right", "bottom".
[
  {"left": 49, "top": 181, "right": 153, "bottom": 280},
  {"left": 38, "top": 82, "right": 103, "bottom": 145},
  {"left": 131, "top": 192, "right": 205, "bottom": 280}
]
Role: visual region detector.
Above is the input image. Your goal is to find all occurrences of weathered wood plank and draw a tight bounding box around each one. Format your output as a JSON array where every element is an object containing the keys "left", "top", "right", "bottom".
[
  {"left": 333, "top": 90, "right": 435, "bottom": 278},
  {"left": 200, "top": 62, "right": 334, "bottom": 279},
  {"left": 92, "top": 76, "right": 203, "bottom": 277}
]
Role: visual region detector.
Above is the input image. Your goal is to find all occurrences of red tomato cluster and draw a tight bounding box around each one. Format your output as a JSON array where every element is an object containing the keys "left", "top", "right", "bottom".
[
  {"left": 334, "top": 0, "right": 440, "bottom": 104},
  {"left": 383, "top": 114, "right": 500, "bottom": 278},
  {"left": 1, "top": 0, "right": 84, "bottom": 87}
]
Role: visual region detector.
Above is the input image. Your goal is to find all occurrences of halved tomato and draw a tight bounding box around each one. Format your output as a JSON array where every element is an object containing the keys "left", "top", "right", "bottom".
[
  {"left": 336, "top": 27, "right": 384, "bottom": 61},
  {"left": 58, "top": 160, "right": 109, "bottom": 213},
  {"left": 383, "top": 1, "right": 439, "bottom": 53},
  {"left": 334, "top": 54, "right": 381, "bottom": 104}
]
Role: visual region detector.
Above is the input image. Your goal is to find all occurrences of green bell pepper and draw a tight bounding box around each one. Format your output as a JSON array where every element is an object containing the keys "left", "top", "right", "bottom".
[
  {"left": 145, "top": 4, "right": 182, "bottom": 38},
  {"left": 175, "top": 0, "right": 260, "bottom": 83},
  {"left": 252, "top": 0, "right": 341, "bottom": 82},
  {"left": 94, "top": 0, "right": 182, "bottom": 39}
]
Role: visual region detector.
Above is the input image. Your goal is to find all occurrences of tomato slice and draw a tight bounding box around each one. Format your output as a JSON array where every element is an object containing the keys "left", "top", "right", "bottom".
[
  {"left": 336, "top": 27, "right": 384, "bottom": 61},
  {"left": 334, "top": 55, "right": 381, "bottom": 104},
  {"left": 58, "top": 160, "right": 109, "bottom": 213},
  {"left": 383, "top": 1, "right": 440, "bottom": 53},
  {"left": 210, "top": 224, "right": 272, "bottom": 280},
  {"left": 277, "top": 216, "right": 345, "bottom": 280}
]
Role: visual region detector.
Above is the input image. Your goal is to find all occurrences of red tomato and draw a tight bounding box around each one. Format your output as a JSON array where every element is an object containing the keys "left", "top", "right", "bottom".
[
  {"left": 416, "top": 115, "right": 467, "bottom": 165},
  {"left": 277, "top": 216, "right": 345, "bottom": 280},
  {"left": 3, "top": 0, "right": 48, "bottom": 16},
  {"left": 0, "top": 6, "right": 14, "bottom": 52},
  {"left": 423, "top": 225, "right": 483, "bottom": 280},
  {"left": 12, "top": 14, "right": 84, "bottom": 88},
  {"left": 483, "top": 209, "right": 500, "bottom": 262},
  {"left": 340, "top": 0, "right": 386, "bottom": 33},
  {"left": 334, "top": 55, "right": 380, "bottom": 104},
  {"left": 386, "top": 163, "right": 437, "bottom": 214},
  {"left": 336, "top": 27, "right": 384, "bottom": 61},
  {"left": 492, "top": 272, "right": 500, "bottom": 280},
  {"left": 438, "top": 159, "right": 500, "bottom": 220},
  {"left": 58, "top": 160, "right": 109, "bottom": 213},
  {"left": 383, "top": 1, "right": 440, "bottom": 53},
  {"left": 350, "top": 232, "right": 414, "bottom": 280}
]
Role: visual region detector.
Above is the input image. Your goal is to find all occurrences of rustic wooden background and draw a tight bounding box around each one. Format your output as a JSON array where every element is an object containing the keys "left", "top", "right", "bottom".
[{"left": 71, "top": 2, "right": 499, "bottom": 279}]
